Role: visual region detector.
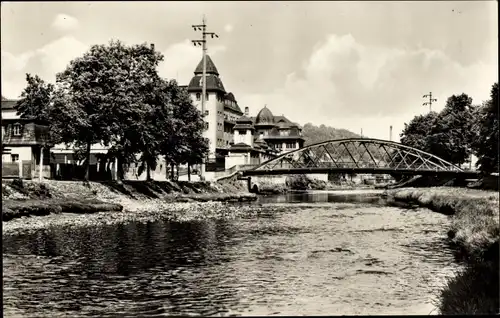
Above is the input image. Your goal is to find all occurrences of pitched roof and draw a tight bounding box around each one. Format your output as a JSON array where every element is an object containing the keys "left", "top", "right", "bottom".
[
  {"left": 234, "top": 123, "right": 254, "bottom": 130},
  {"left": 236, "top": 115, "right": 253, "bottom": 124},
  {"left": 248, "top": 114, "right": 301, "bottom": 129},
  {"left": 187, "top": 75, "right": 226, "bottom": 93},
  {"left": 1, "top": 99, "right": 18, "bottom": 110},
  {"left": 224, "top": 92, "right": 243, "bottom": 114},
  {"left": 194, "top": 55, "right": 219, "bottom": 76}
]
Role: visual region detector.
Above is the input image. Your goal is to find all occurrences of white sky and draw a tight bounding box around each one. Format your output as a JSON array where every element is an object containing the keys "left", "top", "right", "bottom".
[{"left": 1, "top": 1, "right": 498, "bottom": 141}]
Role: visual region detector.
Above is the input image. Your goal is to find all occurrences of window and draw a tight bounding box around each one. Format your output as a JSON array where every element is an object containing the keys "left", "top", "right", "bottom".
[
  {"left": 11, "top": 154, "right": 19, "bottom": 162},
  {"left": 206, "top": 93, "right": 209, "bottom": 101},
  {"left": 196, "top": 93, "right": 201, "bottom": 101},
  {"left": 205, "top": 122, "right": 209, "bottom": 130},
  {"left": 13, "top": 123, "right": 22, "bottom": 136},
  {"left": 205, "top": 110, "right": 209, "bottom": 116}
]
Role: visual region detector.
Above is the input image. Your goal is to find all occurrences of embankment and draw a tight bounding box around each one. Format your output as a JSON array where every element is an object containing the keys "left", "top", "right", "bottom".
[
  {"left": 2, "top": 178, "right": 255, "bottom": 221},
  {"left": 386, "top": 187, "right": 499, "bottom": 315}
]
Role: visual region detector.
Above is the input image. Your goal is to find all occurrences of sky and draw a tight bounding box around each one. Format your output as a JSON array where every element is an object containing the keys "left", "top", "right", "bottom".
[{"left": 1, "top": 1, "right": 498, "bottom": 141}]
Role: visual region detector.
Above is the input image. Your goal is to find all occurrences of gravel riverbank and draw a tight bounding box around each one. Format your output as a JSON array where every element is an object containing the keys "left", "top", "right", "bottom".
[{"left": 2, "top": 179, "right": 256, "bottom": 222}]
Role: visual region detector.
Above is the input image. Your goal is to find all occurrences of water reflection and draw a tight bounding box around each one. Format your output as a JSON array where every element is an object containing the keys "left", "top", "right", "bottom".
[
  {"left": 3, "top": 192, "right": 461, "bottom": 316},
  {"left": 257, "top": 190, "right": 386, "bottom": 205}
]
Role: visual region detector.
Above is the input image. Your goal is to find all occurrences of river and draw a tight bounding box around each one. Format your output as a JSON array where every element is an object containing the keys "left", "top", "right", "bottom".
[{"left": 3, "top": 190, "right": 462, "bottom": 317}]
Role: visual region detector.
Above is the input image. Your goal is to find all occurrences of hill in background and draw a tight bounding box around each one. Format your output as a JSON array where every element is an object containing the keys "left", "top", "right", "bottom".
[{"left": 302, "top": 123, "right": 360, "bottom": 146}]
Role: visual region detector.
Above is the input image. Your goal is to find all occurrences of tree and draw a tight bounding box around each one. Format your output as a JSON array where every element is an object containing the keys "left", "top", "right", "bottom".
[
  {"left": 400, "top": 94, "right": 476, "bottom": 166},
  {"left": 14, "top": 74, "right": 59, "bottom": 146},
  {"left": 158, "top": 80, "right": 208, "bottom": 180},
  {"left": 15, "top": 74, "right": 54, "bottom": 121},
  {"left": 428, "top": 94, "right": 476, "bottom": 165},
  {"left": 472, "top": 83, "right": 499, "bottom": 174},
  {"left": 400, "top": 112, "right": 439, "bottom": 153},
  {"left": 55, "top": 40, "right": 163, "bottom": 181}
]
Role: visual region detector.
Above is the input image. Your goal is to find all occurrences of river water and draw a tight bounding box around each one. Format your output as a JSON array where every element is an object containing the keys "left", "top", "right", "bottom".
[{"left": 3, "top": 191, "right": 462, "bottom": 317}]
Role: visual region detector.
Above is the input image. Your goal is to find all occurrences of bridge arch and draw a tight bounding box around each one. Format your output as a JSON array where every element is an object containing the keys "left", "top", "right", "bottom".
[{"left": 245, "top": 138, "right": 465, "bottom": 176}]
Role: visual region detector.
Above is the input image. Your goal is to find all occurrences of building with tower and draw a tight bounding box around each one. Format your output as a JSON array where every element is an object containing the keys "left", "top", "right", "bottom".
[{"left": 182, "top": 55, "right": 305, "bottom": 176}]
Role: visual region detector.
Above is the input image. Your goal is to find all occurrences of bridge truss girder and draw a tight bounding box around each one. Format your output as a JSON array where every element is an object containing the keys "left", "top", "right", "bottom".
[{"left": 253, "top": 138, "right": 464, "bottom": 173}]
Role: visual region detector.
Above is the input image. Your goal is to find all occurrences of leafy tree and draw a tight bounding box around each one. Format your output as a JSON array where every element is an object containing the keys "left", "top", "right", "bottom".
[
  {"left": 428, "top": 94, "right": 476, "bottom": 165},
  {"left": 55, "top": 40, "right": 163, "bottom": 181},
  {"left": 158, "top": 80, "right": 208, "bottom": 180},
  {"left": 15, "top": 74, "right": 54, "bottom": 121},
  {"left": 14, "top": 74, "right": 58, "bottom": 146},
  {"left": 400, "top": 112, "right": 439, "bottom": 153},
  {"left": 472, "top": 83, "right": 499, "bottom": 174},
  {"left": 400, "top": 94, "right": 476, "bottom": 166}
]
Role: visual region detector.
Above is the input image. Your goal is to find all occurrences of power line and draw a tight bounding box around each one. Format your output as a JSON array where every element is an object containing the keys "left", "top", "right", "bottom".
[
  {"left": 423, "top": 92, "right": 437, "bottom": 112},
  {"left": 191, "top": 15, "right": 219, "bottom": 179}
]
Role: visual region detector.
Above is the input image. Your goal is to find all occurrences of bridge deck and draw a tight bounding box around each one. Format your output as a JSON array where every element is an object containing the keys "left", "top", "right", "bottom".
[{"left": 242, "top": 167, "right": 479, "bottom": 178}]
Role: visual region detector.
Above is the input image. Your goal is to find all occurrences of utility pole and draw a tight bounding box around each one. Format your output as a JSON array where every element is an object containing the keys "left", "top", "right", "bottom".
[
  {"left": 191, "top": 16, "right": 219, "bottom": 179},
  {"left": 360, "top": 128, "right": 363, "bottom": 138},
  {"left": 389, "top": 125, "right": 393, "bottom": 141},
  {"left": 423, "top": 92, "right": 437, "bottom": 112}
]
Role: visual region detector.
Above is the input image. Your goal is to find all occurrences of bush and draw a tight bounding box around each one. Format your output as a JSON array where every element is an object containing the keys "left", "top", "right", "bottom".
[
  {"left": 438, "top": 259, "right": 499, "bottom": 314},
  {"left": 286, "top": 174, "right": 311, "bottom": 190}
]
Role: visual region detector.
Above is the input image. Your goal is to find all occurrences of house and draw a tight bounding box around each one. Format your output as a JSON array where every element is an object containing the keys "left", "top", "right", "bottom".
[{"left": 1, "top": 96, "right": 51, "bottom": 180}]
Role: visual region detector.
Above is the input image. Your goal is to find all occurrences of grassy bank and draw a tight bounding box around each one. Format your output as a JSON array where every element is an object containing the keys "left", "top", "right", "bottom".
[
  {"left": 2, "top": 178, "right": 254, "bottom": 221},
  {"left": 386, "top": 187, "right": 499, "bottom": 315}
]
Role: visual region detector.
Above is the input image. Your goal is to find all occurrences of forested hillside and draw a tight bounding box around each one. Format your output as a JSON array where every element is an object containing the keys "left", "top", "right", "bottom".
[{"left": 302, "top": 123, "right": 360, "bottom": 145}]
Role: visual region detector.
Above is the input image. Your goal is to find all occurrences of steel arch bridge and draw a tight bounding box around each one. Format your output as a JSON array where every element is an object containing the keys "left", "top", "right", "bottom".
[{"left": 241, "top": 138, "right": 479, "bottom": 178}]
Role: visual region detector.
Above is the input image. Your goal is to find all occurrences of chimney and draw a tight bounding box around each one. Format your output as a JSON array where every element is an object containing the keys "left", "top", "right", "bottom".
[
  {"left": 389, "top": 125, "right": 393, "bottom": 141},
  {"left": 150, "top": 43, "right": 155, "bottom": 51},
  {"left": 244, "top": 107, "right": 249, "bottom": 116}
]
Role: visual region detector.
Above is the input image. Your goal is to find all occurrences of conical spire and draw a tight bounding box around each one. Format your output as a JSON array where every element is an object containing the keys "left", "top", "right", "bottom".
[{"left": 194, "top": 55, "right": 219, "bottom": 76}]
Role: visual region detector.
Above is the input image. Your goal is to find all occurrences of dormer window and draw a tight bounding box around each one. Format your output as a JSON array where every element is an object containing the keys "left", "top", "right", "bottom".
[{"left": 13, "top": 123, "right": 22, "bottom": 136}]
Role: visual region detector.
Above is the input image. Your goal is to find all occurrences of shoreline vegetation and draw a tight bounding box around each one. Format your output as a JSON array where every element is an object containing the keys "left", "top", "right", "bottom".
[{"left": 385, "top": 187, "right": 499, "bottom": 315}]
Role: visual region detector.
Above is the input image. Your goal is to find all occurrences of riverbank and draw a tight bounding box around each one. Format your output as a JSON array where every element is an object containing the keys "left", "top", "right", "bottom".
[
  {"left": 2, "top": 179, "right": 256, "bottom": 221},
  {"left": 385, "top": 187, "right": 499, "bottom": 315}
]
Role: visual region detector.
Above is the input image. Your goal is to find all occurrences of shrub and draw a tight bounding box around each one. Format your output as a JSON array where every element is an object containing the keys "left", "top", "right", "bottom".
[
  {"left": 438, "top": 259, "right": 499, "bottom": 314},
  {"left": 286, "top": 174, "right": 311, "bottom": 190}
]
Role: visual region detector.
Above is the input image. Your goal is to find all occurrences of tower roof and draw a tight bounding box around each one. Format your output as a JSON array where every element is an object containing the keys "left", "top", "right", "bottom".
[
  {"left": 255, "top": 106, "right": 275, "bottom": 125},
  {"left": 194, "top": 55, "right": 219, "bottom": 76},
  {"left": 187, "top": 75, "right": 226, "bottom": 93}
]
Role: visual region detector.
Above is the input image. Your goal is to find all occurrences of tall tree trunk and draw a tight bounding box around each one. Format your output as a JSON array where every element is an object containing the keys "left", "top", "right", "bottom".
[
  {"left": 187, "top": 163, "right": 191, "bottom": 181},
  {"left": 84, "top": 141, "right": 91, "bottom": 182},
  {"left": 117, "top": 156, "right": 124, "bottom": 184},
  {"left": 146, "top": 162, "right": 151, "bottom": 181},
  {"left": 176, "top": 164, "right": 179, "bottom": 181},
  {"left": 170, "top": 164, "right": 174, "bottom": 180}
]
